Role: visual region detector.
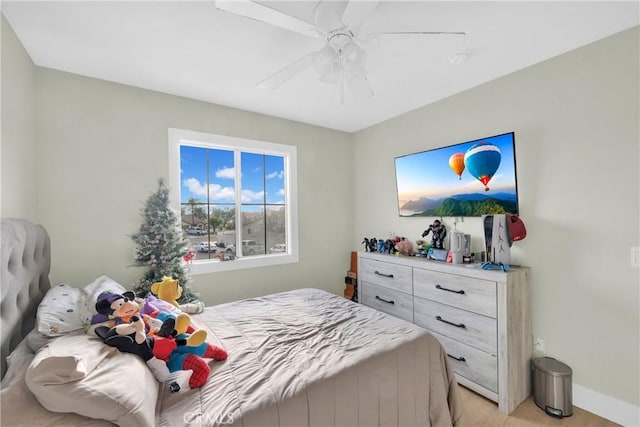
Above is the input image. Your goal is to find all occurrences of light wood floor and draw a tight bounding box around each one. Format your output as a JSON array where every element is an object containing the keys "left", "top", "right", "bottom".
[{"left": 458, "top": 386, "right": 620, "bottom": 427}]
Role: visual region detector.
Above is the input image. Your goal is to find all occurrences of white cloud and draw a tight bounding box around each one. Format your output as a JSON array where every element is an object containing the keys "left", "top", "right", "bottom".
[
  {"left": 210, "top": 183, "right": 236, "bottom": 200},
  {"left": 216, "top": 167, "right": 235, "bottom": 179},
  {"left": 183, "top": 177, "right": 207, "bottom": 197},
  {"left": 241, "top": 189, "right": 265, "bottom": 203},
  {"left": 266, "top": 170, "right": 284, "bottom": 180},
  {"left": 183, "top": 177, "right": 235, "bottom": 201},
  {"left": 277, "top": 188, "right": 285, "bottom": 196}
]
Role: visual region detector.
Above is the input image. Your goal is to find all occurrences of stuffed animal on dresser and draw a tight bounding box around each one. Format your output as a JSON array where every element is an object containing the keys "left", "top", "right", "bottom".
[{"left": 394, "top": 237, "right": 414, "bottom": 255}]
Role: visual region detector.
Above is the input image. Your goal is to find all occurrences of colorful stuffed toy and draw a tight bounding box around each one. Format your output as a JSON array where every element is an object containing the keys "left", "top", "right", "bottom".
[
  {"left": 394, "top": 237, "right": 414, "bottom": 255},
  {"left": 153, "top": 329, "right": 227, "bottom": 389},
  {"left": 150, "top": 276, "right": 182, "bottom": 308},
  {"left": 150, "top": 276, "right": 204, "bottom": 314},
  {"left": 141, "top": 292, "right": 227, "bottom": 389},
  {"left": 93, "top": 290, "right": 227, "bottom": 390}
]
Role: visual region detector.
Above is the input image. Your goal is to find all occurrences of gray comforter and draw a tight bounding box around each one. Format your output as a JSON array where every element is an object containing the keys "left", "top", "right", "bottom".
[{"left": 157, "top": 288, "right": 464, "bottom": 426}]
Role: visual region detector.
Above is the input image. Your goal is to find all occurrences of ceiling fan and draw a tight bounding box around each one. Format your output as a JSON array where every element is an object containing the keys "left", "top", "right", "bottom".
[{"left": 215, "top": 0, "right": 467, "bottom": 104}]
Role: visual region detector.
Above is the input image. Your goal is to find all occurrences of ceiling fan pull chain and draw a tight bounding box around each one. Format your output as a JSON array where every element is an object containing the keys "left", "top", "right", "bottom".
[{"left": 338, "top": 48, "right": 345, "bottom": 105}]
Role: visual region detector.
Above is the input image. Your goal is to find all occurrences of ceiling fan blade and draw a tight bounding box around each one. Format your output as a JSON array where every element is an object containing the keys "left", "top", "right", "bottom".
[
  {"left": 216, "top": 0, "right": 320, "bottom": 38},
  {"left": 342, "top": 0, "right": 380, "bottom": 33},
  {"left": 257, "top": 53, "right": 314, "bottom": 90},
  {"left": 365, "top": 31, "right": 469, "bottom": 64},
  {"left": 313, "top": 1, "right": 349, "bottom": 33},
  {"left": 367, "top": 31, "right": 466, "bottom": 37},
  {"left": 363, "top": 30, "right": 467, "bottom": 53}
]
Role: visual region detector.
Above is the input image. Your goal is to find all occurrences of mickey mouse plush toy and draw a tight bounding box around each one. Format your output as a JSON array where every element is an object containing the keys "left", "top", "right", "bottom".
[{"left": 93, "top": 291, "right": 181, "bottom": 392}]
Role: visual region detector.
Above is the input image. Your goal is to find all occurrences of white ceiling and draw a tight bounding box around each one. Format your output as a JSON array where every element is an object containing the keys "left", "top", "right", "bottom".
[{"left": 3, "top": 1, "right": 638, "bottom": 133}]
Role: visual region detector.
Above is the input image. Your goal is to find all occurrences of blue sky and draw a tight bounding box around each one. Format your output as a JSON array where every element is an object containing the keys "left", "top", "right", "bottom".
[
  {"left": 395, "top": 133, "right": 517, "bottom": 204},
  {"left": 180, "top": 146, "right": 285, "bottom": 206}
]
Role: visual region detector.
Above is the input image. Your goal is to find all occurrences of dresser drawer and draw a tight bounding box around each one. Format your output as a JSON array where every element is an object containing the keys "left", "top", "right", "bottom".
[
  {"left": 413, "top": 269, "right": 497, "bottom": 318},
  {"left": 360, "top": 258, "right": 413, "bottom": 294},
  {"left": 361, "top": 281, "right": 413, "bottom": 322},
  {"left": 414, "top": 297, "right": 496, "bottom": 354},
  {"left": 431, "top": 331, "right": 498, "bottom": 393}
]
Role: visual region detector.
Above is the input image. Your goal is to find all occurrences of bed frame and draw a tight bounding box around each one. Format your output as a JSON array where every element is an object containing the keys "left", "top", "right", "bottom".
[{"left": 0, "top": 218, "right": 51, "bottom": 379}]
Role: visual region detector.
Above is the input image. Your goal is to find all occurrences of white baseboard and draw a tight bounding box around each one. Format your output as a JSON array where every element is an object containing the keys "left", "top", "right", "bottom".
[{"left": 573, "top": 383, "right": 640, "bottom": 426}]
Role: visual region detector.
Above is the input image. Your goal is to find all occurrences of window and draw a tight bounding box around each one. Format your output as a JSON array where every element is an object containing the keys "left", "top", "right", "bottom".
[{"left": 169, "top": 128, "right": 298, "bottom": 274}]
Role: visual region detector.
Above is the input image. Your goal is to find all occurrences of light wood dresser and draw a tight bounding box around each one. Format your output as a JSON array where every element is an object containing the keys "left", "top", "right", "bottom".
[{"left": 357, "top": 251, "right": 532, "bottom": 414}]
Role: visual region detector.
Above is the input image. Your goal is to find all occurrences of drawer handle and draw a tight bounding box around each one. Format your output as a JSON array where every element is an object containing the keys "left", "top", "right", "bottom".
[
  {"left": 374, "top": 270, "right": 394, "bottom": 278},
  {"left": 436, "top": 315, "right": 466, "bottom": 329},
  {"left": 435, "top": 284, "right": 465, "bottom": 295},
  {"left": 375, "top": 295, "right": 395, "bottom": 305},
  {"left": 447, "top": 353, "right": 466, "bottom": 362}
]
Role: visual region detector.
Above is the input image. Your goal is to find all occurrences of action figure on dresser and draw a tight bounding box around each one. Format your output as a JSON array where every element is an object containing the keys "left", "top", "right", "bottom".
[{"left": 422, "top": 220, "right": 447, "bottom": 249}]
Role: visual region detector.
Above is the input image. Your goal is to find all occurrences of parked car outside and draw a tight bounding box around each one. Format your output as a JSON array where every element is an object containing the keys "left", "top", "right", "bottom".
[
  {"left": 225, "top": 240, "right": 263, "bottom": 256},
  {"left": 193, "top": 241, "right": 216, "bottom": 253},
  {"left": 186, "top": 227, "right": 204, "bottom": 236},
  {"left": 269, "top": 244, "right": 286, "bottom": 253}
]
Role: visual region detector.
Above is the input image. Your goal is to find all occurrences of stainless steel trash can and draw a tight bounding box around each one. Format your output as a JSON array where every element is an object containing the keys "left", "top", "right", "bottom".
[{"left": 532, "top": 357, "right": 573, "bottom": 417}]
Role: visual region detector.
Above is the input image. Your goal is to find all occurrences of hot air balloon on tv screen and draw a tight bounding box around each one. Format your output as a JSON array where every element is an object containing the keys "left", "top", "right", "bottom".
[
  {"left": 464, "top": 143, "right": 501, "bottom": 191},
  {"left": 448, "top": 153, "right": 465, "bottom": 180}
]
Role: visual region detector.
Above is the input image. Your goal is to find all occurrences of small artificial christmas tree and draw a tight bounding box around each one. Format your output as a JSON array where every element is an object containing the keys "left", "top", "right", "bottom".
[{"left": 131, "top": 178, "right": 198, "bottom": 303}]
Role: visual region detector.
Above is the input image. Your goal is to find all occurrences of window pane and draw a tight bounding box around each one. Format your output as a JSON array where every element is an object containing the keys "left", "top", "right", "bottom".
[
  {"left": 180, "top": 142, "right": 209, "bottom": 258},
  {"left": 211, "top": 205, "right": 234, "bottom": 260},
  {"left": 208, "top": 148, "right": 235, "bottom": 203},
  {"left": 182, "top": 201, "right": 211, "bottom": 261},
  {"left": 265, "top": 155, "right": 285, "bottom": 204},
  {"left": 241, "top": 152, "right": 265, "bottom": 204},
  {"left": 240, "top": 205, "right": 265, "bottom": 257},
  {"left": 180, "top": 145, "right": 238, "bottom": 260},
  {"left": 180, "top": 146, "right": 208, "bottom": 205},
  {"left": 266, "top": 206, "right": 286, "bottom": 254}
]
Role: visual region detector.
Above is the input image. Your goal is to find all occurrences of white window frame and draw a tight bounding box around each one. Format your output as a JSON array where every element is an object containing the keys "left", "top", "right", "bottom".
[{"left": 168, "top": 128, "right": 299, "bottom": 274}]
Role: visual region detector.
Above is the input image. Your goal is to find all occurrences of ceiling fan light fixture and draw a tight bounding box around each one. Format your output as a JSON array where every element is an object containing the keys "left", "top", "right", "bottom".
[
  {"left": 449, "top": 51, "right": 469, "bottom": 65},
  {"left": 312, "top": 45, "right": 337, "bottom": 75},
  {"left": 342, "top": 41, "right": 367, "bottom": 71}
]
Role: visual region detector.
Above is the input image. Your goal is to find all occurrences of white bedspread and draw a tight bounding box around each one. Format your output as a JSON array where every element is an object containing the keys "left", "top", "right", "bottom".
[{"left": 156, "top": 288, "right": 463, "bottom": 427}]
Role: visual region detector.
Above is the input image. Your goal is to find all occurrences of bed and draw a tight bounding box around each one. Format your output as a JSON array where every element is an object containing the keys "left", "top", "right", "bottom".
[{"left": 0, "top": 218, "right": 464, "bottom": 426}]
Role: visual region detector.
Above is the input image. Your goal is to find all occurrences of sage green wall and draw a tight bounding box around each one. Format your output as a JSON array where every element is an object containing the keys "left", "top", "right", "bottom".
[
  {"left": 34, "top": 68, "right": 353, "bottom": 304},
  {"left": 1, "top": 15, "right": 37, "bottom": 220},
  {"left": 351, "top": 27, "right": 640, "bottom": 409}
]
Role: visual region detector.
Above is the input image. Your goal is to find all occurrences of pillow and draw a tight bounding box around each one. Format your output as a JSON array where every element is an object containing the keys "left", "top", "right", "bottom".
[
  {"left": 26, "top": 334, "right": 159, "bottom": 427},
  {"left": 36, "top": 277, "right": 128, "bottom": 337},
  {"left": 1, "top": 337, "right": 35, "bottom": 388},
  {"left": 24, "top": 328, "right": 52, "bottom": 353},
  {"left": 36, "top": 284, "right": 89, "bottom": 336}
]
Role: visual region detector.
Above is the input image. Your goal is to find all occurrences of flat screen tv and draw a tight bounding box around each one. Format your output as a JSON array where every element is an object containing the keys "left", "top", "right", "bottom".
[{"left": 395, "top": 132, "right": 519, "bottom": 217}]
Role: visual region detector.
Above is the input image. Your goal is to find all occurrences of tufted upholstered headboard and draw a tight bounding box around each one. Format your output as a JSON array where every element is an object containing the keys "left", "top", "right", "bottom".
[{"left": 0, "top": 218, "right": 51, "bottom": 379}]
